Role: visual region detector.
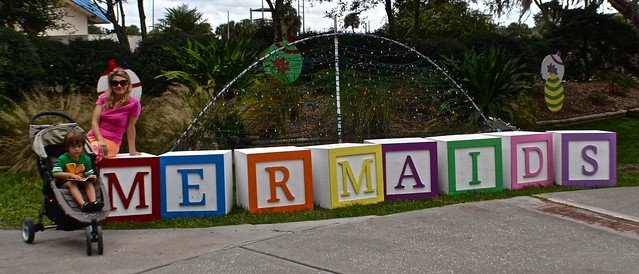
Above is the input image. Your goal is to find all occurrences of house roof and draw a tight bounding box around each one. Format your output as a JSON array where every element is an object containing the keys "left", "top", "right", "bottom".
[{"left": 69, "top": 0, "right": 110, "bottom": 24}]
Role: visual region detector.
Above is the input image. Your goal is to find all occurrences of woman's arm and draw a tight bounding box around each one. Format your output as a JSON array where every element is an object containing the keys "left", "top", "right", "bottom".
[
  {"left": 126, "top": 115, "right": 141, "bottom": 155},
  {"left": 91, "top": 104, "right": 108, "bottom": 156}
]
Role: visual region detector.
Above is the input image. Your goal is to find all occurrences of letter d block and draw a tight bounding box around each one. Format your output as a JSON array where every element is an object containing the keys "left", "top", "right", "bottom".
[
  {"left": 549, "top": 130, "right": 616, "bottom": 186},
  {"left": 99, "top": 153, "right": 160, "bottom": 222},
  {"left": 364, "top": 138, "right": 438, "bottom": 200},
  {"left": 159, "top": 150, "right": 233, "bottom": 218},
  {"left": 234, "top": 147, "right": 313, "bottom": 213},
  {"left": 307, "top": 143, "right": 384, "bottom": 209},
  {"left": 429, "top": 134, "right": 503, "bottom": 195},
  {"left": 483, "top": 131, "right": 554, "bottom": 189}
]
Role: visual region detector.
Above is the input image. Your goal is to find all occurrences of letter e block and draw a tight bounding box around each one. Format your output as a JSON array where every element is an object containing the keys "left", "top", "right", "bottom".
[
  {"left": 549, "top": 130, "right": 616, "bottom": 186},
  {"left": 483, "top": 131, "right": 553, "bottom": 189},
  {"left": 234, "top": 147, "right": 313, "bottom": 213},
  {"left": 429, "top": 134, "right": 503, "bottom": 195},
  {"left": 159, "top": 150, "right": 233, "bottom": 218},
  {"left": 307, "top": 143, "right": 384, "bottom": 208},
  {"left": 364, "top": 138, "right": 438, "bottom": 200},
  {"left": 99, "top": 153, "right": 160, "bottom": 222}
]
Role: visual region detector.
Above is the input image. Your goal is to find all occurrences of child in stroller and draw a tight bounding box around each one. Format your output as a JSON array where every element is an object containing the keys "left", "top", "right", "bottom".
[
  {"left": 23, "top": 112, "right": 110, "bottom": 256},
  {"left": 52, "top": 128, "right": 104, "bottom": 212}
]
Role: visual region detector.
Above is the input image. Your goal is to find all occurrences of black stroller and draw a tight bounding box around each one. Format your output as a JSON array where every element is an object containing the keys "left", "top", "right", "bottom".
[{"left": 22, "top": 112, "right": 110, "bottom": 255}]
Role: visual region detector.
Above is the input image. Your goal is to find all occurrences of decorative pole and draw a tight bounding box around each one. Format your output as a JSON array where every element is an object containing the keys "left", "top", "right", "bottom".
[{"left": 333, "top": 16, "right": 343, "bottom": 143}]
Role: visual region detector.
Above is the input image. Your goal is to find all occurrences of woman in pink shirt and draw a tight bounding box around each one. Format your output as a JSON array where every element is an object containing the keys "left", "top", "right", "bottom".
[{"left": 88, "top": 68, "right": 141, "bottom": 159}]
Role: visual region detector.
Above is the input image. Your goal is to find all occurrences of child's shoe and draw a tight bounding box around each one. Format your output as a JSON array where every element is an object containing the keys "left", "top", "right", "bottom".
[
  {"left": 82, "top": 202, "right": 93, "bottom": 212},
  {"left": 92, "top": 201, "right": 104, "bottom": 211}
]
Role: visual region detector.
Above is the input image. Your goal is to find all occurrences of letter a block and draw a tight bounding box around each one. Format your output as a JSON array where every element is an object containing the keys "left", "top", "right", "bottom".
[
  {"left": 549, "top": 130, "right": 616, "bottom": 186},
  {"left": 429, "top": 134, "right": 503, "bottom": 195},
  {"left": 234, "top": 147, "right": 313, "bottom": 213},
  {"left": 364, "top": 138, "right": 438, "bottom": 200},
  {"left": 483, "top": 131, "right": 554, "bottom": 189},
  {"left": 307, "top": 143, "right": 384, "bottom": 209},
  {"left": 159, "top": 150, "right": 233, "bottom": 218},
  {"left": 99, "top": 153, "right": 160, "bottom": 222}
]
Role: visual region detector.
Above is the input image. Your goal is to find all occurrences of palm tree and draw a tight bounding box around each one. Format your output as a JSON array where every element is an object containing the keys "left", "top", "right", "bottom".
[{"left": 156, "top": 4, "right": 212, "bottom": 35}]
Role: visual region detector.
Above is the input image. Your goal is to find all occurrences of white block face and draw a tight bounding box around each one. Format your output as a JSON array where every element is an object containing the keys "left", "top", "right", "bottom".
[
  {"left": 516, "top": 141, "right": 550, "bottom": 183},
  {"left": 385, "top": 150, "right": 432, "bottom": 195},
  {"left": 254, "top": 159, "right": 308, "bottom": 208},
  {"left": 101, "top": 166, "right": 154, "bottom": 216},
  {"left": 454, "top": 146, "right": 497, "bottom": 191},
  {"left": 164, "top": 163, "right": 218, "bottom": 212},
  {"left": 335, "top": 153, "right": 380, "bottom": 202},
  {"left": 568, "top": 140, "right": 611, "bottom": 180}
]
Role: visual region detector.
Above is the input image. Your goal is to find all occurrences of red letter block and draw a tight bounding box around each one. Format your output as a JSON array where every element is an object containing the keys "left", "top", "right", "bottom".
[{"left": 99, "top": 153, "right": 160, "bottom": 222}]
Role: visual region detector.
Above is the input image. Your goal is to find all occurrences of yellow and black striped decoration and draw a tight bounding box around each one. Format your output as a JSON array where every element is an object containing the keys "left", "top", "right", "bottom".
[{"left": 544, "top": 73, "right": 564, "bottom": 112}]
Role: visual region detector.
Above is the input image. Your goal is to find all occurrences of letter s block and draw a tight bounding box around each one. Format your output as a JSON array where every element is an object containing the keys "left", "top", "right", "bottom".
[
  {"left": 549, "top": 130, "right": 616, "bottom": 186},
  {"left": 234, "top": 147, "right": 313, "bottom": 213},
  {"left": 429, "top": 134, "right": 503, "bottom": 195},
  {"left": 483, "top": 131, "right": 554, "bottom": 189},
  {"left": 307, "top": 143, "right": 384, "bottom": 209},
  {"left": 364, "top": 138, "right": 438, "bottom": 200},
  {"left": 159, "top": 150, "right": 233, "bottom": 218},
  {"left": 99, "top": 153, "right": 160, "bottom": 222}
]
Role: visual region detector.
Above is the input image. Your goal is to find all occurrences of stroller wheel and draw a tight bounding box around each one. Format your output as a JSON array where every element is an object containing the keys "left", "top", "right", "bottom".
[
  {"left": 97, "top": 225, "right": 104, "bottom": 255},
  {"left": 22, "top": 218, "right": 35, "bottom": 244},
  {"left": 85, "top": 226, "right": 93, "bottom": 256}
]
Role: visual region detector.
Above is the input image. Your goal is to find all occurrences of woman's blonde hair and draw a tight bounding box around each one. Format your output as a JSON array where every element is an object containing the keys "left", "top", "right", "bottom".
[{"left": 104, "top": 68, "right": 132, "bottom": 109}]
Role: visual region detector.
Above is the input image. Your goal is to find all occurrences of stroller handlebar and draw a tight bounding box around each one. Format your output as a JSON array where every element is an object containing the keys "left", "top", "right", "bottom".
[{"left": 29, "top": 112, "right": 76, "bottom": 125}]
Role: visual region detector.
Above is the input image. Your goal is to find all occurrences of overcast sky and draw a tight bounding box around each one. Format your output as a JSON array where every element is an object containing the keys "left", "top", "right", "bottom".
[{"left": 118, "top": 0, "right": 538, "bottom": 33}]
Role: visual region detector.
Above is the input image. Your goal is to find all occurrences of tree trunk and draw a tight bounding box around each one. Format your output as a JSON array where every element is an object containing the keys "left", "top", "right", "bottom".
[
  {"left": 101, "top": 0, "right": 131, "bottom": 51},
  {"left": 607, "top": 0, "right": 639, "bottom": 32},
  {"left": 413, "top": 0, "right": 420, "bottom": 40},
  {"left": 137, "top": 0, "right": 147, "bottom": 39},
  {"left": 265, "top": 0, "right": 284, "bottom": 42},
  {"left": 385, "top": 0, "right": 396, "bottom": 38}
]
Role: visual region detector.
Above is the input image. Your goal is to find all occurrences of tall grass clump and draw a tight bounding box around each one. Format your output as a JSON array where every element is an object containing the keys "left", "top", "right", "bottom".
[{"left": 0, "top": 90, "right": 93, "bottom": 173}]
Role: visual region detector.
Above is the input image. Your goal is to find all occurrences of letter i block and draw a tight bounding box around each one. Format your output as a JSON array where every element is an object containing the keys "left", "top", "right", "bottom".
[
  {"left": 429, "top": 134, "right": 503, "bottom": 195},
  {"left": 234, "top": 147, "right": 313, "bottom": 213},
  {"left": 98, "top": 153, "right": 160, "bottom": 222},
  {"left": 549, "top": 130, "right": 617, "bottom": 186},
  {"left": 364, "top": 138, "right": 438, "bottom": 200},
  {"left": 483, "top": 131, "right": 554, "bottom": 189},
  {"left": 159, "top": 150, "right": 233, "bottom": 218},
  {"left": 307, "top": 143, "right": 384, "bottom": 209}
]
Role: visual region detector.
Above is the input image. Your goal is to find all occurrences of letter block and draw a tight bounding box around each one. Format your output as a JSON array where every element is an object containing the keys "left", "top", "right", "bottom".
[
  {"left": 234, "top": 147, "right": 313, "bottom": 213},
  {"left": 548, "top": 130, "right": 616, "bottom": 186},
  {"left": 98, "top": 153, "right": 160, "bottom": 222},
  {"left": 307, "top": 143, "right": 384, "bottom": 209},
  {"left": 159, "top": 150, "right": 233, "bottom": 218},
  {"left": 364, "top": 138, "right": 438, "bottom": 200},
  {"left": 429, "top": 134, "right": 503, "bottom": 195},
  {"left": 483, "top": 131, "right": 554, "bottom": 189}
]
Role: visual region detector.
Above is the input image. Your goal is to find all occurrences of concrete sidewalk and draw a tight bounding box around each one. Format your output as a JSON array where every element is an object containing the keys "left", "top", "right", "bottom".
[{"left": 2, "top": 187, "right": 638, "bottom": 273}]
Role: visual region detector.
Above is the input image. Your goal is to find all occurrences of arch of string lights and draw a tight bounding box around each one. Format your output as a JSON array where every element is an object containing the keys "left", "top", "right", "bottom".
[{"left": 171, "top": 33, "right": 492, "bottom": 151}]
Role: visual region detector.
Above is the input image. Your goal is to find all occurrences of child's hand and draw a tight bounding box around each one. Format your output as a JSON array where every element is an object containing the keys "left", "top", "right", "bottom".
[
  {"left": 87, "top": 175, "right": 97, "bottom": 180},
  {"left": 67, "top": 174, "right": 82, "bottom": 180}
]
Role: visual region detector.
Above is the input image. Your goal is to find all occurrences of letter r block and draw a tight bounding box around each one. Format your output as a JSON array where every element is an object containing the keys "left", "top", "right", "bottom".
[
  {"left": 159, "top": 150, "right": 233, "bottom": 218},
  {"left": 234, "top": 147, "right": 313, "bottom": 213},
  {"left": 549, "top": 130, "right": 616, "bottom": 186},
  {"left": 99, "top": 153, "right": 160, "bottom": 222},
  {"left": 429, "top": 134, "right": 503, "bottom": 195},
  {"left": 484, "top": 131, "right": 554, "bottom": 189},
  {"left": 364, "top": 138, "right": 438, "bottom": 200},
  {"left": 307, "top": 143, "right": 384, "bottom": 209}
]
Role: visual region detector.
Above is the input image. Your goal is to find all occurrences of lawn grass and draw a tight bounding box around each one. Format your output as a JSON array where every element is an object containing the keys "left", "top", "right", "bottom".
[{"left": 2, "top": 116, "right": 638, "bottom": 230}]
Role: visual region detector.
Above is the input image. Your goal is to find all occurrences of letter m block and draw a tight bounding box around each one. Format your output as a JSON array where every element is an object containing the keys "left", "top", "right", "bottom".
[
  {"left": 99, "top": 153, "right": 160, "bottom": 222},
  {"left": 308, "top": 143, "right": 384, "bottom": 209},
  {"left": 549, "top": 130, "right": 616, "bottom": 187}
]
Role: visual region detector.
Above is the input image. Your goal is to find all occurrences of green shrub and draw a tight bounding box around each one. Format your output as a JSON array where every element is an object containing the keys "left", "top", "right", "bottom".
[
  {"left": 441, "top": 46, "right": 533, "bottom": 127},
  {"left": 0, "top": 27, "right": 44, "bottom": 100},
  {"left": 587, "top": 90, "right": 611, "bottom": 105}
]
